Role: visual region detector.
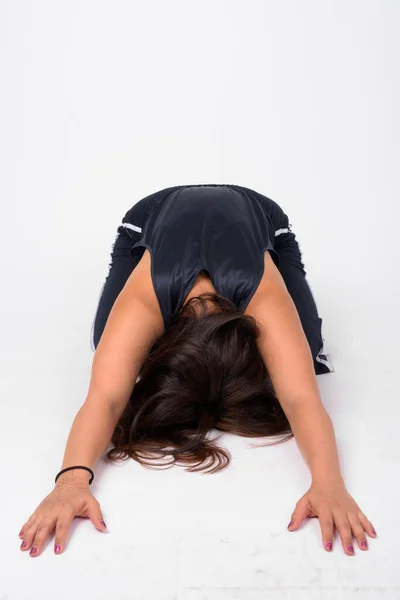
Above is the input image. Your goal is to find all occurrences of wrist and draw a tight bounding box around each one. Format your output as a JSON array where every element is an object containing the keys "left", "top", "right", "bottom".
[
  {"left": 55, "top": 467, "right": 92, "bottom": 488},
  {"left": 311, "top": 473, "right": 345, "bottom": 489}
]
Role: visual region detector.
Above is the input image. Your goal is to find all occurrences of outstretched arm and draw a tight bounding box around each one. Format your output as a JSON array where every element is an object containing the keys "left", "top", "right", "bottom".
[
  {"left": 19, "top": 251, "right": 164, "bottom": 557},
  {"left": 245, "top": 251, "right": 342, "bottom": 483},
  {"left": 245, "top": 252, "right": 376, "bottom": 555},
  {"left": 61, "top": 251, "right": 164, "bottom": 480}
]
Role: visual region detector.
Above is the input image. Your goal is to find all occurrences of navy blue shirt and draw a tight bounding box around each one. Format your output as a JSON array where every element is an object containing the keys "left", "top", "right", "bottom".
[{"left": 123, "top": 184, "right": 281, "bottom": 328}]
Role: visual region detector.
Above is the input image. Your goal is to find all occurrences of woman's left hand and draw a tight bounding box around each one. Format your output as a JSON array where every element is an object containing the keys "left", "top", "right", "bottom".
[{"left": 287, "top": 481, "right": 377, "bottom": 555}]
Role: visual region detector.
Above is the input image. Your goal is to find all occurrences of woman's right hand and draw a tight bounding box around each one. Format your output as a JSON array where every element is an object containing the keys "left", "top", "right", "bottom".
[{"left": 18, "top": 474, "right": 107, "bottom": 557}]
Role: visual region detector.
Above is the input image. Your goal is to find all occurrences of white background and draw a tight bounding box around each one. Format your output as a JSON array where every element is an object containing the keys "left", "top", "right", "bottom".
[{"left": 1, "top": 1, "right": 399, "bottom": 598}]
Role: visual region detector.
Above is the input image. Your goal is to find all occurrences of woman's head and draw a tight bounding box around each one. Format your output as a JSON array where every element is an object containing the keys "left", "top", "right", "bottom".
[{"left": 105, "top": 292, "right": 293, "bottom": 473}]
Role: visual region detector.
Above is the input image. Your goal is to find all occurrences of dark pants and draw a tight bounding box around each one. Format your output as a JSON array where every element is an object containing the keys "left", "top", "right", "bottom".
[{"left": 90, "top": 192, "right": 334, "bottom": 375}]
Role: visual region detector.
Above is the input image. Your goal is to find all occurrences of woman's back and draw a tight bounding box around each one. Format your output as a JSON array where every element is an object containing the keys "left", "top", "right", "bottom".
[{"left": 121, "top": 183, "right": 281, "bottom": 328}]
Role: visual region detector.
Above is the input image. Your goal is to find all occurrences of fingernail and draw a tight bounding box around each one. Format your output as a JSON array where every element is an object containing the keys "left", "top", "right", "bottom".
[
  {"left": 325, "top": 541, "right": 333, "bottom": 551},
  {"left": 100, "top": 520, "right": 107, "bottom": 528},
  {"left": 371, "top": 529, "right": 377, "bottom": 536},
  {"left": 30, "top": 546, "right": 38, "bottom": 556},
  {"left": 54, "top": 544, "right": 61, "bottom": 554},
  {"left": 347, "top": 544, "right": 354, "bottom": 554},
  {"left": 361, "top": 540, "right": 368, "bottom": 549},
  {"left": 19, "top": 530, "right": 24, "bottom": 537},
  {"left": 20, "top": 540, "right": 27, "bottom": 549}
]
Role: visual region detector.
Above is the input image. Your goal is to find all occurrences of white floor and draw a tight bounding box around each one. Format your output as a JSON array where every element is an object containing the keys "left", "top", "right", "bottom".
[{"left": 1, "top": 1, "right": 400, "bottom": 599}]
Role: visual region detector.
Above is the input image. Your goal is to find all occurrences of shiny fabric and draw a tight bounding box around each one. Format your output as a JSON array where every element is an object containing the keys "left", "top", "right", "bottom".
[{"left": 128, "top": 184, "right": 280, "bottom": 328}]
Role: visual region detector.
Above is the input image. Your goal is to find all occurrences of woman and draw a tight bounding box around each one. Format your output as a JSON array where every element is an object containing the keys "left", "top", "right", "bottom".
[{"left": 18, "top": 184, "right": 376, "bottom": 558}]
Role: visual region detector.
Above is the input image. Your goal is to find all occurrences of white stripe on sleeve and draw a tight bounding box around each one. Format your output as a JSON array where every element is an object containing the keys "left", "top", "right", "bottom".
[
  {"left": 121, "top": 222, "right": 142, "bottom": 233},
  {"left": 274, "top": 228, "right": 289, "bottom": 237}
]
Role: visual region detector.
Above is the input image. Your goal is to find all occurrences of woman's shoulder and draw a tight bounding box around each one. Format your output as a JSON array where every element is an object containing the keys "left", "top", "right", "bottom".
[
  {"left": 123, "top": 185, "right": 185, "bottom": 227},
  {"left": 233, "top": 184, "right": 284, "bottom": 209}
]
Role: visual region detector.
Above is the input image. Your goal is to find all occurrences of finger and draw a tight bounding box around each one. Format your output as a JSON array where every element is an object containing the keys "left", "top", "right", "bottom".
[
  {"left": 19, "top": 514, "right": 35, "bottom": 540},
  {"left": 19, "top": 520, "right": 31, "bottom": 539},
  {"left": 288, "top": 499, "right": 309, "bottom": 532},
  {"left": 20, "top": 514, "right": 41, "bottom": 552},
  {"left": 29, "top": 516, "right": 57, "bottom": 558},
  {"left": 54, "top": 511, "right": 75, "bottom": 554},
  {"left": 317, "top": 506, "right": 334, "bottom": 552},
  {"left": 348, "top": 512, "right": 369, "bottom": 551},
  {"left": 333, "top": 512, "right": 355, "bottom": 556},
  {"left": 357, "top": 510, "right": 377, "bottom": 538},
  {"left": 87, "top": 499, "right": 107, "bottom": 532}
]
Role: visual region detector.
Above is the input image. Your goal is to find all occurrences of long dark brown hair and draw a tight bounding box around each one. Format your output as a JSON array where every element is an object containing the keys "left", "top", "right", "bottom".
[{"left": 105, "top": 293, "right": 293, "bottom": 473}]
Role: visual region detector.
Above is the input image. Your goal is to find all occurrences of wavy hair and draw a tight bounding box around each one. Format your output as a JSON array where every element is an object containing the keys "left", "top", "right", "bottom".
[{"left": 105, "top": 293, "right": 293, "bottom": 473}]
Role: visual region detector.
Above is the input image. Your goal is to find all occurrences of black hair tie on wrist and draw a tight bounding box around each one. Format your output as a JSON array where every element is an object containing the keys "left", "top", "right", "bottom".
[{"left": 55, "top": 466, "right": 94, "bottom": 485}]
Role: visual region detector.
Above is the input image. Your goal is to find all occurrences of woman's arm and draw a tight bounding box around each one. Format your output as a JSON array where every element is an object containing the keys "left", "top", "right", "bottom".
[
  {"left": 58, "top": 296, "right": 160, "bottom": 486},
  {"left": 19, "top": 252, "right": 164, "bottom": 558},
  {"left": 245, "top": 251, "right": 342, "bottom": 484},
  {"left": 245, "top": 252, "right": 376, "bottom": 555},
  {"left": 59, "top": 250, "right": 164, "bottom": 485}
]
